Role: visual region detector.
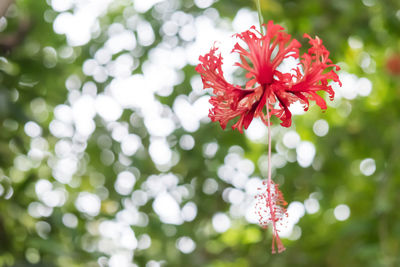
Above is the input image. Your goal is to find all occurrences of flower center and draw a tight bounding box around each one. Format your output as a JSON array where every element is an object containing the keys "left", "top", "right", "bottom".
[{"left": 257, "top": 64, "right": 274, "bottom": 85}]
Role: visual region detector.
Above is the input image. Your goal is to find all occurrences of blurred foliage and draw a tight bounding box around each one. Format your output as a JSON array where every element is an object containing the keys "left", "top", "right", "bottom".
[{"left": 0, "top": 0, "right": 400, "bottom": 266}]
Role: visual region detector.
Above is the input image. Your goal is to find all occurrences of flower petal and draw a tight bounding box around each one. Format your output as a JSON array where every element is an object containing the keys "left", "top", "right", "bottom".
[
  {"left": 196, "top": 46, "right": 259, "bottom": 132},
  {"left": 233, "top": 21, "right": 301, "bottom": 86}
]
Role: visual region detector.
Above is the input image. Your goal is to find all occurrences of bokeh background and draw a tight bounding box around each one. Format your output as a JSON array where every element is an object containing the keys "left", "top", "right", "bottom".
[{"left": 0, "top": 0, "right": 400, "bottom": 266}]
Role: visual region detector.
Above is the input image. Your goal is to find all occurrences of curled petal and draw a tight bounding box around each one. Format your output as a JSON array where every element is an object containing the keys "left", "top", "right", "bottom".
[
  {"left": 287, "top": 35, "right": 341, "bottom": 113},
  {"left": 233, "top": 21, "right": 301, "bottom": 86},
  {"left": 196, "top": 46, "right": 260, "bottom": 132}
]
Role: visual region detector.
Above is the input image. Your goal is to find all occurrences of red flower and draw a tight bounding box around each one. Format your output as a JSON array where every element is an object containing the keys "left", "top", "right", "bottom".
[
  {"left": 196, "top": 21, "right": 342, "bottom": 254},
  {"left": 195, "top": 21, "right": 341, "bottom": 132}
]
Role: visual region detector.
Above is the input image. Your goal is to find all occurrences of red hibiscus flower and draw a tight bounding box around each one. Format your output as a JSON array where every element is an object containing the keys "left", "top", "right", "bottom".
[
  {"left": 195, "top": 21, "right": 341, "bottom": 132},
  {"left": 196, "top": 21, "right": 341, "bottom": 254}
]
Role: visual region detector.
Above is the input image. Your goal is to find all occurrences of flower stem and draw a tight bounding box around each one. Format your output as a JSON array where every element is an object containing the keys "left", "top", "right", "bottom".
[
  {"left": 266, "top": 101, "right": 272, "bottom": 196},
  {"left": 265, "top": 97, "right": 277, "bottom": 252},
  {"left": 255, "top": 0, "right": 264, "bottom": 35}
]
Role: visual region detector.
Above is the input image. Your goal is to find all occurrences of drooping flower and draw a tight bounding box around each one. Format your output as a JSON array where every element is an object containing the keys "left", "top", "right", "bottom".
[
  {"left": 196, "top": 21, "right": 341, "bottom": 254},
  {"left": 195, "top": 21, "right": 341, "bottom": 132}
]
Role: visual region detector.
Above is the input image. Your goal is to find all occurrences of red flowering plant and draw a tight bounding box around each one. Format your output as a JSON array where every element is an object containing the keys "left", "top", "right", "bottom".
[{"left": 196, "top": 20, "right": 341, "bottom": 254}]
